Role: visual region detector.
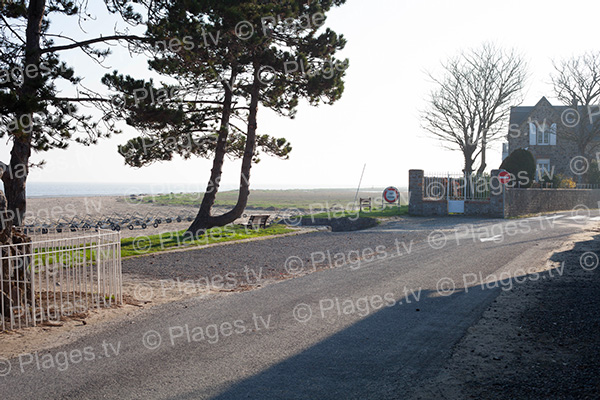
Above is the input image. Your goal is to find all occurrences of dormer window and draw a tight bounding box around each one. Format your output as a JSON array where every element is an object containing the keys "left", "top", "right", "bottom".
[{"left": 529, "top": 121, "right": 556, "bottom": 146}]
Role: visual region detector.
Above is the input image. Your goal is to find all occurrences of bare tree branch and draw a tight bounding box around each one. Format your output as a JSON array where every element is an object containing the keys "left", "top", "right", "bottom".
[
  {"left": 0, "top": 15, "right": 25, "bottom": 44},
  {"left": 422, "top": 42, "right": 527, "bottom": 174},
  {"left": 551, "top": 52, "right": 600, "bottom": 161}
]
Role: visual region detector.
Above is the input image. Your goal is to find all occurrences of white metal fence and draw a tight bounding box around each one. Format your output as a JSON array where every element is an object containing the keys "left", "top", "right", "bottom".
[
  {"left": 424, "top": 172, "right": 492, "bottom": 201},
  {"left": 1, "top": 229, "right": 122, "bottom": 331}
]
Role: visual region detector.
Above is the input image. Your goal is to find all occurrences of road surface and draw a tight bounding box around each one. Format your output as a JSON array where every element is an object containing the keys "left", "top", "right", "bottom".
[{"left": 0, "top": 212, "right": 594, "bottom": 399}]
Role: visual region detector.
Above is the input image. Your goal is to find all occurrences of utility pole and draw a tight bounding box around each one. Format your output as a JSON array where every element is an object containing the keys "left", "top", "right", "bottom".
[{"left": 353, "top": 164, "right": 366, "bottom": 211}]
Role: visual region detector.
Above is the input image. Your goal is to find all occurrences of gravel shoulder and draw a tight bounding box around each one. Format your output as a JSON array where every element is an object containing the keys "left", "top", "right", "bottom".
[
  {"left": 412, "top": 228, "right": 600, "bottom": 400},
  {"left": 120, "top": 217, "right": 439, "bottom": 297},
  {"left": 0, "top": 216, "right": 453, "bottom": 359},
  {"left": 7, "top": 211, "right": 595, "bottom": 392}
]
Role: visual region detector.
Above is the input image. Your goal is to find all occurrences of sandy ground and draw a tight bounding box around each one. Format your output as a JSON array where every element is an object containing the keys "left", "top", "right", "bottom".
[
  {"left": 0, "top": 276, "right": 249, "bottom": 360},
  {"left": 0, "top": 276, "right": 258, "bottom": 360},
  {"left": 0, "top": 196, "right": 292, "bottom": 358},
  {"left": 412, "top": 228, "right": 600, "bottom": 399},
  {"left": 0, "top": 224, "right": 321, "bottom": 360},
  {"left": 9, "top": 199, "right": 598, "bottom": 394},
  {"left": 25, "top": 195, "right": 284, "bottom": 238}
]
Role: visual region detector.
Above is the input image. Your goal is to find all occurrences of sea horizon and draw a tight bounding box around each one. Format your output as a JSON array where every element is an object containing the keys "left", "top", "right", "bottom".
[{"left": 25, "top": 181, "right": 400, "bottom": 198}]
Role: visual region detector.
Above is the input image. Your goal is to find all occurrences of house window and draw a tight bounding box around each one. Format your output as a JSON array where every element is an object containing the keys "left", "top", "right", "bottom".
[
  {"left": 536, "top": 159, "right": 551, "bottom": 181},
  {"left": 537, "top": 127, "right": 550, "bottom": 144},
  {"left": 530, "top": 121, "right": 556, "bottom": 146}
]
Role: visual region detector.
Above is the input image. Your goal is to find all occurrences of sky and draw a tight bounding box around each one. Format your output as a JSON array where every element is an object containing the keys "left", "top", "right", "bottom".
[{"left": 5, "top": 0, "right": 600, "bottom": 194}]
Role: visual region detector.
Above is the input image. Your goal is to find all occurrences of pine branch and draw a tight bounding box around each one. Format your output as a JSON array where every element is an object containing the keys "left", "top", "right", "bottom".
[{"left": 41, "top": 34, "right": 148, "bottom": 54}]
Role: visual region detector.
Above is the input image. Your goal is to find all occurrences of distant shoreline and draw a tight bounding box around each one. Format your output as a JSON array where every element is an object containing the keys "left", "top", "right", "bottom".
[{"left": 25, "top": 187, "right": 402, "bottom": 199}]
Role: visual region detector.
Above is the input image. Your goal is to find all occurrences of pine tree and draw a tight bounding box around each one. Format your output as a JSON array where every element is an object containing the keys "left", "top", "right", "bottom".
[{"left": 106, "top": 0, "right": 349, "bottom": 235}]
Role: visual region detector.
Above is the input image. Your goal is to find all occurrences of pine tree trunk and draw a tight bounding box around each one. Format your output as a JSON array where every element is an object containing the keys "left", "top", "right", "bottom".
[
  {"left": 1, "top": 0, "right": 45, "bottom": 226},
  {"left": 186, "top": 70, "right": 237, "bottom": 233},
  {"left": 2, "top": 141, "right": 30, "bottom": 226},
  {"left": 187, "top": 62, "right": 261, "bottom": 236}
]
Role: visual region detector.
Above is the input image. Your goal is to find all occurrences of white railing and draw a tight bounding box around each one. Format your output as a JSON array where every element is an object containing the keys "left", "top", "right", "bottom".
[
  {"left": 575, "top": 183, "right": 600, "bottom": 189},
  {"left": 1, "top": 229, "right": 122, "bottom": 331},
  {"left": 423, "top": 174, "right": 448, "bottom": 200},
  {"left": 424, "top": 172, "right": 492, "bottom": 201}
]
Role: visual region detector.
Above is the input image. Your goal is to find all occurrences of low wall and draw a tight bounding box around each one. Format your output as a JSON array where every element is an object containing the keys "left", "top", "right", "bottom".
[
  {"left": 409, "top": 169, "right": 504, "bottom": 218},
  {"left": 464, "top": 201, "right": 492, "bottom": 216},
  {"left": 505, "top": 188, "right": 600, "bottom": 217},
  {"left": 422, "top": 200, "right": 446, "bottom": 216},
  {"left": 408, "top": 169, "right": 600, "bottom": 218}
]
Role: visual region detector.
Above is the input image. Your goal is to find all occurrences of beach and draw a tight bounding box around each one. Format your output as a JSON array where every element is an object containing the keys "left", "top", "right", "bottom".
[
  {"left": 25, "top": 195, "right": 226, "bottom": 238},
  {"left": 23, "top": 189, "right": 402, "bottom": 237}
]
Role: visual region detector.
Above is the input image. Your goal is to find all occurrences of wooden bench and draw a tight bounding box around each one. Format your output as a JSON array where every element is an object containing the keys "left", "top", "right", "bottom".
[
  {"left": 359, "top": 197, "right": 372, "bottom": 212},
  {"left": 245, "top": 214, "right": 270, "bottom": 229}
]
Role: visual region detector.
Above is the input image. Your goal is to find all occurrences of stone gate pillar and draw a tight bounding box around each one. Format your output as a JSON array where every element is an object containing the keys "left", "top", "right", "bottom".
[
  {"left": 409, "top": 169, "right": 424, "bottom": 216},
  {"left": 489, "top": 169, "right": 505, "bottom": 218}
]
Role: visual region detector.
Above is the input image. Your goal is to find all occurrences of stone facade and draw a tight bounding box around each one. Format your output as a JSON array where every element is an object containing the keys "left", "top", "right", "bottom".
[{"left": 507, "top": 96, "right": 579, "bottom": 178}]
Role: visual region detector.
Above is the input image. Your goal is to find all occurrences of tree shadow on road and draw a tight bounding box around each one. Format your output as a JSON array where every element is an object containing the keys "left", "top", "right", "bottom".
[
  {"left": 168, "top": 279, "right": 530, "bottom": 399},
  {"left": 167, "top": 241, "right": 599, "bottom": 400}
]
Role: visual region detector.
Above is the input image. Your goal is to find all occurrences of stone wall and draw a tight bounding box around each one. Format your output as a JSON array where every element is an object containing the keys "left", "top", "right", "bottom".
[
  {"left": 422, "top": 200, "right": 446, "bottom": 216},
  {"left": 408, "top": 170, "right": 600, "bottom": 218},
  {"left": 408, "top": 169, "right": 504, "bottom": 218},
  {"left": 505, "top": 188, "right": 600, "bottom": 218},
  {"left": 408, "top": 169, "right": 425, "bottom": 216}
]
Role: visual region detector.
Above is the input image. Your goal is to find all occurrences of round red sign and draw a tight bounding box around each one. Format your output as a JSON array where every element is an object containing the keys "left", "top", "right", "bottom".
[
  {"left": 383, "top": 186, "right": 400, "bottom": 203},
  {"left": 498, "top": 171, "right": 511, "bottom": 184}
]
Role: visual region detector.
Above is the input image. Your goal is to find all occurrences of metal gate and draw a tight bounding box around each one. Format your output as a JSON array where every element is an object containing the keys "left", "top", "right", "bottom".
[
  {"left": 424, "top": 172, "right": 491, "bottom": 214},
  {"left": 447, "top": 173, "right": 466, "bottom": 213}
]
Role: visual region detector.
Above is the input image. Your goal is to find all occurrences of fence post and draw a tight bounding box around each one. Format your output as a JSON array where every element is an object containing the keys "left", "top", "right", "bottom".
[
  {"left": 408, "top": 170, "right": 424, "bottom": 216},
  {"left": 97, "top": 231, "right": 102, "bottom": 309},
  {"left": 490, "top": 169, "right": 505, "bottom": 218}
]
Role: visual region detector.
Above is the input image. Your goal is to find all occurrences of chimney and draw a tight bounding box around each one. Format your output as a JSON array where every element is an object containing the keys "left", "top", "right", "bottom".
[{"left": 572, "top": 97, "right": 579, "bottom": 108}]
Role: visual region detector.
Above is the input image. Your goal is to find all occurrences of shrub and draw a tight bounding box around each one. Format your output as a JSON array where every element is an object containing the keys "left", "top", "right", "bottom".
[
  {"left": 541, "top": 171, "right": 561, "bottom": 188},
  {"left": 559, "top": 176, "right": 576, "bottom": 188},
  {"left": 499, "top": 149, "right": 536, "bottom": 188},
  {"left": 587, "top": 159, "right": 600, "bottom": 185},
  {"left": 542, "top": 173, "right": 577, "bottom": 188}
]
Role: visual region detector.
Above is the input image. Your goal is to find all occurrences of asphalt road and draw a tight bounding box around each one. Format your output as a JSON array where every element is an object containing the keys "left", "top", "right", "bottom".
[{"left": 1, "top": 212, "right": 595, "bottom": 399}]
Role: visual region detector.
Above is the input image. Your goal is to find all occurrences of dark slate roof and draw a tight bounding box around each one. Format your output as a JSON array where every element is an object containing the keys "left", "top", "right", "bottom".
[
  {"left": 509, "top": 96, "right": 580, "bottom": 126},
  {"left": 509, "top": 97, "right": 597, "bottom": 134},
  {"left": 509, "top": 106, "right": 534, "bottom": 126}
]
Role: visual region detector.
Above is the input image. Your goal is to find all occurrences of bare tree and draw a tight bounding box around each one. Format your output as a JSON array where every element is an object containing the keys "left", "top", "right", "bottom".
[
  {"left": 422, "top": 43, "right": 527, "bottom": 175},
  {"left": 551, "top": 52, "right": 600, "bottom": 160}
]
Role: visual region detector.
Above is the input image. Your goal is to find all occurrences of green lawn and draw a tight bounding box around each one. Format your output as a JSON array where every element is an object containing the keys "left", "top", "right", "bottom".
[
  {"left": 33, "top": 246, "right": 97, "bottom": 269},
  {"left": 120, "top": 188, "right": 408, "bottom": 211},
  {"left": 302, "top": 205, "right": 408, "bottom": 220},
  {"left": 29, "top": 224, "right": 295, "bottom": 266},
  {"left": 120, "top": 224, "right": 295, "bottom": 258}
]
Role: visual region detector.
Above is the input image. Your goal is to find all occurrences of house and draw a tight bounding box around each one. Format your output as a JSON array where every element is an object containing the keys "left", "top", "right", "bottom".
[{"left": 504, "top": 96, "right": 579, "bottom": 179}]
